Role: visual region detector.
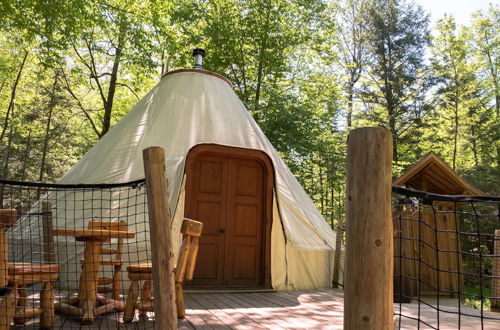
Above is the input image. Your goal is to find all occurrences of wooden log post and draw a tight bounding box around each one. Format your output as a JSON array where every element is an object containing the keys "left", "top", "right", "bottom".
[
  {"left": 0, "top": 209, "right": 17, "bottom": 288},
  {"left": 492, "top": 229, "right": 500, "bottom": 312},
  {"left": 0, "top": 225, "right": 8, "bottom": 289},
  {"left": 42, "top": 202, "right": 56, "bottom": 263},
  {"left": 143, "top": 147, "right": 177, "bottom": 329},
  {"left": 332, "top": 217, "right": 343, "bottom": 288},
  {"left": 344, "top": 127, "right": 394, "bottom": 330}
]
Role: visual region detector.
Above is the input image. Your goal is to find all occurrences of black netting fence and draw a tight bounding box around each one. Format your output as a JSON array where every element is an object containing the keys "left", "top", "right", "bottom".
[
  {"left": 0, "top": 179, "right": 156, "bottom": 329},
  {"left": 393, "top": 186, "right": 500, "bottom": 329}
]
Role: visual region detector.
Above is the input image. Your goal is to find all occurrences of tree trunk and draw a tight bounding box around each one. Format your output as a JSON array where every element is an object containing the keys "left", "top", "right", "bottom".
[
  {"left": 253, "top": 5, "right": 271, "bottom": 119},
  {"left": 452, "top": 99, "right": 459, "bottom": 170},
  {"left": 100, "top": 25, "right": 125, "bottom": 137},
  {"left": 0, "top": 51, "right": 28, "bottom": 141},
  {"left": 347, "top": 83, "right": 354, "bottom": 128},
  {"left": 388, "top": 105, "right": 398, "bottom": 162},
  {"left": 319, "top": 164, "right": 324, "bottom": 215},
  {"left": 20, "top": 131, "right": 32, "bottom": 181},
  {"left": 39, "top": 71, "right": 59, "bottom": 183},
  {"left": 0, "top": 129, "right": 14, "bottom": 207},
  {"left": 470, "top": 125, "right": 479, "bottom": 168}
]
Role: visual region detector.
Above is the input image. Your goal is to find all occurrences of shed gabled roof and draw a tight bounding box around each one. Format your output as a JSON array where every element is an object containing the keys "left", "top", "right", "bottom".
[{"left": 394, "top": 151, "right": 483, "bottom": 195}]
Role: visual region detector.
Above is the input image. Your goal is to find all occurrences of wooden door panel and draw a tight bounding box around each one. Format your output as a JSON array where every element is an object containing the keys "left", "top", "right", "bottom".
[
  {"left": 225, "top": 159, "right": 264, "bottom": 287},
  {"left": 198, "top": 160, "right": 223, "bottom": 194},
  {"left": 235, "top": 165, "right": 260, "bottom": 196},
  {"left": 187, "top": 155, "right": 228, "bottom": 287},
  {"left": 194, "top": 244, "right": 220, "bottom": 280},
  {"left": 197, "top": 201, "right": 222, "bottom": 235},
  {"left": 233, "top": 245, "right": 257, "bottom": 279},
  {"left": 234, "top": 204, "right": 259, "bottom": 237},
  {"left": 186, "top": 150, "right": 266, "bottom": 288}
]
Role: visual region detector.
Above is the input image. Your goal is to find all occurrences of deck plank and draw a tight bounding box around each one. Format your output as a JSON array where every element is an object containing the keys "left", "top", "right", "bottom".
[
  {"left": 190, "top": 293, "right": 258, "bottom": 329},
  {"left": 13, "top": 288, "right": 499, "bottom": 329},
  {"left": 213, "top": 293, "right": 288, "bottom": 329}
]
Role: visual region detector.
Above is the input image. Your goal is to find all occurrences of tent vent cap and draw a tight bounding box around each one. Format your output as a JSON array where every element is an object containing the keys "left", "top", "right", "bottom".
[{"left": 192, "top": 48, "right": 206, "bottom": 69}]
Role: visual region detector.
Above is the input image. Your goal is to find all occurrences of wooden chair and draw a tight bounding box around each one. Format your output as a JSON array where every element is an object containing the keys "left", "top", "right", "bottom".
[
  {"left": 80, "top": 220, "right": 127, "bottom": 299},
  {"left": 0, "top": 208, "right": 60, "bottom": 329},
  {"left": 123, "top": 218, "right": 203, "bottom": 322}
]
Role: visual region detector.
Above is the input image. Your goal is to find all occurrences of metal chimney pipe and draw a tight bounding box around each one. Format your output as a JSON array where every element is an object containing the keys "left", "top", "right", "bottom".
[{"left": 192, "top": 48, "right": 206, "bottom": 69}]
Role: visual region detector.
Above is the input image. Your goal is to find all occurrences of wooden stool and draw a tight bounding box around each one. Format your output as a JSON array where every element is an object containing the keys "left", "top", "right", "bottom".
[
  {"left": 0, "top": 209, "right": 60, "bottom": 329},
  {"left": 123, "top": 218, "right": 203, "bottom": 322},
  {"left": 80, "top": 220, "right": 127, "bottom": 299}
]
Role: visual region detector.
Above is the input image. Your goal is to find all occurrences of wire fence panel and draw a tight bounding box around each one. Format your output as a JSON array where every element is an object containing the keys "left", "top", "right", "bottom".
[
  {"left": 0, "top": 179, "right": 155, "bottom": 329},
  {"left": 393, "top": 186, "right": 500, "bottom": 330}
]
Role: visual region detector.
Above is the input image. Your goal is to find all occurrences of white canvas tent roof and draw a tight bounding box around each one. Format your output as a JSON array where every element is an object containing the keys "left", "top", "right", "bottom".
[{"left": 16, "top": 68, "right": 339, "bottom": 290}]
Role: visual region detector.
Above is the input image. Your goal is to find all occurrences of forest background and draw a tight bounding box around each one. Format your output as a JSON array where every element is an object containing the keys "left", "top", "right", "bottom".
[{"left": 0, "top": 0, "right": 498, "bottom": 227}]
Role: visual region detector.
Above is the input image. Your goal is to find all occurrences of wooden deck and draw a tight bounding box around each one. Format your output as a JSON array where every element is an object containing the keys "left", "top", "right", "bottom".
[{"left": 10, "top": 288, "right": 500, "bottom": 329}]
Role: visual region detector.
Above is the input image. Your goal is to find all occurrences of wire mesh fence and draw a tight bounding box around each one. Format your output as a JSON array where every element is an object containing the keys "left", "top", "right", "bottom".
[
  {"left": 0, "top": 178, "right": 156, "bottom": 329},
  {"left": 393, "top": 185, "right": 500, "bottom": 329}
]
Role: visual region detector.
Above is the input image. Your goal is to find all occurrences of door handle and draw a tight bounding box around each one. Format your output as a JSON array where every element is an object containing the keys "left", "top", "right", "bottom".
[{"left": 219, "top": 228, "right": 225, "bottom": 233}]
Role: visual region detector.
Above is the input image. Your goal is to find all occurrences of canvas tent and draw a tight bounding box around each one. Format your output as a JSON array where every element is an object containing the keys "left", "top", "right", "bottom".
[{"left": 11, "top": 67, "right": 338, "bottom": 291}]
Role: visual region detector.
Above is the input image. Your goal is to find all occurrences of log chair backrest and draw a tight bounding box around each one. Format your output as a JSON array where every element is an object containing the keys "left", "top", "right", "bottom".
[
  {"left": 88, "top": 220, "right": 128, "bottom": 261},
  {"left": 0, "top": 209, "right": 16, "bottom": 287},
  {"left": 175, "top": 218, "right": 203, "bottom": 283}
]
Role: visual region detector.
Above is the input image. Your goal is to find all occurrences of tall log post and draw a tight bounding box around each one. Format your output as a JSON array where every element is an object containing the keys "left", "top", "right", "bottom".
[
  {"left": 0, "top": 225, "right": 8, "bottom": 288},
  {"left": 42, "top": 202, "right": 56, "bottom": 263},
  {"left": 492, "top": 229, "right": 500, "bottom": 312},
  {"left": 332, "top": 217, "right": 343, "bottom": 288},
  {"left": 143, "top": 147, "right": 177, "bottom": 329},
  {"left": 0, "top": 208, "right": 16, "bottom": 288},
  {"left": 344, "top": 127, "right": 394, "bottom": 330}
]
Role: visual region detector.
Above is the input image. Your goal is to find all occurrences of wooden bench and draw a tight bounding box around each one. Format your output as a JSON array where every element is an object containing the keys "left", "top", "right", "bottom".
[
  {"left": 0, "top": 208, "right": 60, "bottom": 329},
  {"left": 123, "top": 218, "right": 203, "bottom": 322}
]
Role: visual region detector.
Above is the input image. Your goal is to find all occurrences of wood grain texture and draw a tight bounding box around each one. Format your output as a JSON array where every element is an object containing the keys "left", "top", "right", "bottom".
[
  {"left": 42, "top": 202, "right": 56, "bottom": 263},
  {"left": 0, "top": 226, "right": 7, "bottom": 287},
  {"left": 0, "top": 209, "right": 16, "bottom": 227},
  {"left": 40, "top": 281, "right": 55, "bottom": 329},
  {"left": 492, "top": 229, "right": 500, "bottom": 311},
  {"left": 53, "top": 228, "right": 134, "bottom": 239},
  {"left": 344, "top": 127, "right": 394, "bottom": 330},
  {"left": 143, "top": 146, "right": 177, "bottom": 329},
  {"left": 0, "top": 287, "right": 18, "bottom": 330},
  {"left": 184, "top": 144, "right": 274, "bottom": 289}
]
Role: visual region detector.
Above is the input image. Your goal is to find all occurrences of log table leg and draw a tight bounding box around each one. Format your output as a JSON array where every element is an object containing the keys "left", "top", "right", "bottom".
[
  {"left": 13, "top": 286, "right": 28, "bottom": 325},
  {"left": 140, "top": 280, "right": 152, "bottom": 317},
  {"left": 78, "top": 240, "right": 102, "bottom": 325},
  {"left": 40, "top": 282, "right": 55, "bottom": 329},
  {"left": 123, "top": 280, "right": 139, "bottom": 322},
  {"left": 0, "top": 287, "right": 19, "bottom": 329}
]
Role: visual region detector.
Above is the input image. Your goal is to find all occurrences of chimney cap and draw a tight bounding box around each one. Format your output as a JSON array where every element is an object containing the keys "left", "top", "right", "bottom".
[{"left": 192, "top": 48, "right": 206, "bottom": 57}]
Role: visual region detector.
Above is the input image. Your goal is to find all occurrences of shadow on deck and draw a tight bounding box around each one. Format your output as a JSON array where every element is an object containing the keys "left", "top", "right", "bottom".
[{"left": 8, "top": 288, "right": 499, "bottom": 329}]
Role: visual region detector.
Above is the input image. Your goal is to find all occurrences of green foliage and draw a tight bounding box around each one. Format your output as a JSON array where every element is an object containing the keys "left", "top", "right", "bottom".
[
  {"left": 0, "top": 0, "right": 497, "bottom": 222},
  {"left": 356, "top": 0, "right": 431, "bottom": 163},
  {"left": 464, "top": 285, "right": 492, "bottom": 311}
]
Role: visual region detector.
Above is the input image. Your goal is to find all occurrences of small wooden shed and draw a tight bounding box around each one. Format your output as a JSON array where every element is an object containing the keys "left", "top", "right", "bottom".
[{"left": 393, "top": 152, "right": 483, "bottom": 297}]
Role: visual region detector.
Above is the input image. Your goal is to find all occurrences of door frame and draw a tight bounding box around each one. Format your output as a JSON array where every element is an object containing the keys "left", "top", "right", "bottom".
[{"left": 184, "top": 143, "right": 274, "bottom": 289}]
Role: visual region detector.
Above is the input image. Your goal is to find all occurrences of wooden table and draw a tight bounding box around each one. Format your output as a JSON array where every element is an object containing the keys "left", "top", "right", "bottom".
[{"left": 53, "top": 228, "right": 135, "bottom": 324}]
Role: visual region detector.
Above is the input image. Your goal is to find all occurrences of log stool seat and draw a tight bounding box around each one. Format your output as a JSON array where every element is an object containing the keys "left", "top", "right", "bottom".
[
  {"left": 1, "top": 263, "right": 60, "bottom": 328},
  {"left": 80, "top": 259, "right": 123, "bottom": 266},
  {"left": 126, "top": 264, "right": 152, "bottom": 273},
  {"left": 0, "top": 209, "right": 60, "bottom": 329},
  {"left": 8, "top": 262, "right": 59, "bottom": 285},
  {"left": 123, "top": 219, "right": 203, "bottom": 322},
  {"left": 9, "top": 262, "right": 59, "bottom": 275}
]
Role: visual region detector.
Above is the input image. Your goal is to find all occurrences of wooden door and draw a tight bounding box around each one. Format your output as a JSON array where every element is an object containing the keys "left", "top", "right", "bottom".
[{"left": 185, "top": 149, "right": 267, "bottom": 288}]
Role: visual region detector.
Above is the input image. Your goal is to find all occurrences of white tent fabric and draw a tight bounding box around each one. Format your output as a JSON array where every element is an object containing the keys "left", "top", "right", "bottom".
[{"left": 39, "top": 69, "right": 338, "bottom": 290}]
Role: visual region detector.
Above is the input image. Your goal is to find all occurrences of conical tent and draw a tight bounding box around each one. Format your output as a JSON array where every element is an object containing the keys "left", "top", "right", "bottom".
[{"left": 19, "top": 68, "right": 338, "bottom": 290}]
